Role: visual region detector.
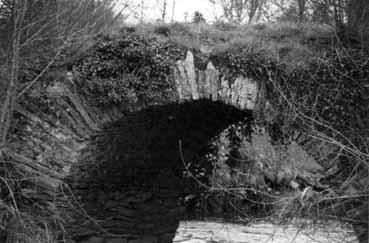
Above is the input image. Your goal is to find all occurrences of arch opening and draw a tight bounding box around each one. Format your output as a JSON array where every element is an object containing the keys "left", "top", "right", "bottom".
[{"left": 66, "top": 99, "right": 253, "bottom": 242}]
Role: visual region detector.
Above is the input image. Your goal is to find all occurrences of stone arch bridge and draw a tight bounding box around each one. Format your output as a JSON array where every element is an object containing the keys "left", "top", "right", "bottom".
[
  {"left": 58, "top": 51, "right": 260, "bottom": 243},
  {"left": 11, "top": 51, "right": 353, "bottom": 243}
]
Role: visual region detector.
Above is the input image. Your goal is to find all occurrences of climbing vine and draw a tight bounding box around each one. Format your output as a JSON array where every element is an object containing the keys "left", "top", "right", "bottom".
[{"left": 72, "top": 34, "right": 187, "bottom": 106}]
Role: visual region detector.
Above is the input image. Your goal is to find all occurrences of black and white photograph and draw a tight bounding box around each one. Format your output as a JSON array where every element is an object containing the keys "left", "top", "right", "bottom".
[{"left": 0, "top": 0, "right": 368, "bottom": 242}]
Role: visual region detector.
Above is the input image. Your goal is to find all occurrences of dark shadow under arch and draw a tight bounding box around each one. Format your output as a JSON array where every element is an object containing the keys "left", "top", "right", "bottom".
[{"left": 66, "top": 99, "right": 253, "bottom": 242}]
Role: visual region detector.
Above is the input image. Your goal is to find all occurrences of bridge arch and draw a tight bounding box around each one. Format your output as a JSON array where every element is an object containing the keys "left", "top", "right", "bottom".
[
  {"left": 19, "top": 51, "right": 265, "bottom": 243},
  {"left": 65, "top": 99, "right": 253, "bottom": 243},
  {"left": 8, "top": 39, "right": 360, "bottom": 242}
]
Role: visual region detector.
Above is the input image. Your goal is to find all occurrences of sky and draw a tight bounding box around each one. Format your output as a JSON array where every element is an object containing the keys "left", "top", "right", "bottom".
[{"left": 123, "top": 0, "right": 221, "bottom": 23}]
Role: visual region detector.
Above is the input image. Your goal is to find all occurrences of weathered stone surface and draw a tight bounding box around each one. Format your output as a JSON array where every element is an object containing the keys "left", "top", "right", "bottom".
[
  {"left": 46, "top": 82, "right": 99, "bottom": 131},
  {"left": 210, "top": 126, "right": 326, "bottom": 190},
  {"left": 175, "top": 51, "right": 199, "bottom": 100},
  {"left": 204, "top": 62, "right": 219, "bottom": 100},
  {"left": 173, "top": 220, "right": 358, "bottom": 243},
  {"left": 232, "top": 76, "right": 258, "bottom": 110},
  {"left": 287, "top": 141, "right": 325, "bottom": 184},
  {"left": 174, "top": 51, "right": 260, "bottom": 110}
]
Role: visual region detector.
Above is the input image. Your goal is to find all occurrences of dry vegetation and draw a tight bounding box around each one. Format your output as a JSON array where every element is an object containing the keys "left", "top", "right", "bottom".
[
  {"left": 0, "top": 1, "right": 126, "bottom": 242},
  {"left": 136, "top": 21, "right": 368, "bottom": 241}
]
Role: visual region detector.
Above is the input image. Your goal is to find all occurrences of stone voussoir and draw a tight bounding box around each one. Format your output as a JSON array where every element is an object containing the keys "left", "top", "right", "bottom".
[{"left": 174, "top": 51, "right": 260, "bottom": 110}]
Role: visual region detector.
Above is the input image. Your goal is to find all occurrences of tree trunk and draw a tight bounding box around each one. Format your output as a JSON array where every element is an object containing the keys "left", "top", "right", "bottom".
[
  {"left": 171, "top": 0, "right": 176, "bottom": 22},
  {"left": 347, "top": 0, "right": 369, "bottom": 37},
  {"left": 248, "top": 0, "right": 259, "bottom": 24},
  {"left": 161, "top": 0, "right": 167, "bottom": 21},
  {"left": 297, "top": 0, "right": 307, "bottom": 22},
  {"left": 140, "top": 0, "right": 144, "bottom": 23},
  {"left": 0, "top": 0, "right": 25, "bottom": 155}
]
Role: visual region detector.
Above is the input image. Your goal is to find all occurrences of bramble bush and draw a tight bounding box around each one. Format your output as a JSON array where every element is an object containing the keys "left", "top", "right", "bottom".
[
  {"left": 209, "top": 38, "right": 368, "bottom": 230},
  {"left": 211, "top": 43, "right": 369, "bottom": 142}
]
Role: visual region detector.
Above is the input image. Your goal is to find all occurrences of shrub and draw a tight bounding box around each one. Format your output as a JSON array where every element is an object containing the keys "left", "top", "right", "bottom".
[
  {"left": 120, "top": 26, "right": 137, "bottom": 34},
  {"left": 209, "top": 34, "right": 369, "bottom": 226},
  {"left": 154, "top": 25, "right": 171, "bottom": 37},
  {"left": 167, "top": 22, "right": 193, "bottom": 36},
  {"left": 81, "top": 73, "right": 140, "bottom": 106},
  {"left": 72, "top": 34, "right": 186, "bottom": 106},
  {"left": 214, "top": 20, "right": 238, "bottom": 31}
]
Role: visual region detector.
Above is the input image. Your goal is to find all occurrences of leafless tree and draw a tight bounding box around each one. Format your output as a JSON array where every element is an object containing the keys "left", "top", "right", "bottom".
[
  {"left": 171, "top": 0, "right": 176, "bottom": 22},
  {"left": 296, "top": 0, "right": 308, "bottom": 21},
  {"left": 0, "top": 0, "right": 25, "bottom": 153},
  {"left": 0, "top": 0, "right": 131, "bottom": 156},
  {"left": 271, "top": 0, "right": 289, "bottom": 12},
  {"left": 140, "top": 0, "right": 145, "bottom": 22},
  {"left": 158, "top": 0, "right": 168, "bottom": 21},
  {"left": 308, "top": 0, "right": 369, "bottom": 35},
  {"left": 209, "top": 0, "right": 266, "bottom": 24},
  {"left": 346, "top": 0, "right": 369, "bottom": 36}
]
